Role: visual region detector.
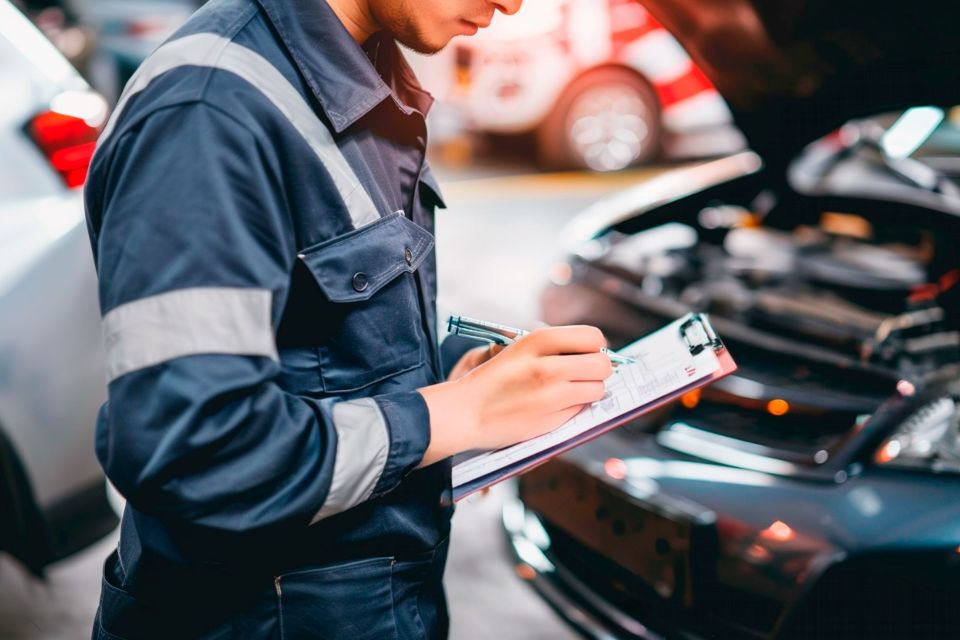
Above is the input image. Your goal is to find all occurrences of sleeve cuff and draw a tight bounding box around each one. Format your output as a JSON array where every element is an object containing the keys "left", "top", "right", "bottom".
[{"left": 369, "top": 390, "right": 431, "bottom": 498}]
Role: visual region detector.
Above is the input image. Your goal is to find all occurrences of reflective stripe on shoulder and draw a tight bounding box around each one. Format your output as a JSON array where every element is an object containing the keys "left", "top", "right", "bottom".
[
  {"left": 103, "top": 287, "right": 278, "bottom": 383},
  {"left": 311, "top": 398, "right": 389, "bottom": 522},
  {"left": 98, "top": 33, "right": 380, "bottom": 229}
]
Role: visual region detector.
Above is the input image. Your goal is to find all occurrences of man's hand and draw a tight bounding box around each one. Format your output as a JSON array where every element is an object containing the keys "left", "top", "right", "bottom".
[
  {"left": 446, "top": 344, "right": 505, "bottom": 381},
  {"left": 418, "top": 325, "right": 613, "bottom": 467}
]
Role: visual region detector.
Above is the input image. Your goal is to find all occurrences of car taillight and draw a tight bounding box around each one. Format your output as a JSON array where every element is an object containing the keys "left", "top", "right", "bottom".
[{"left": 28, "top": 90, "right": 108, "bottom": 189}]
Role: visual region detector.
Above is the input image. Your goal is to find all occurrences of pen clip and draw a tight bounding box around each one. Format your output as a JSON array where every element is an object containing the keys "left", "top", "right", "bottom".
[
  {"left": 450, "top": 314, "right": 634, "bottom": 363},
  {"left": 452, "top": 325, "right": 516, "bottom": 346},
  {"left": 679, "top": 314, "right": 722, "bottom": 355},
  {"left": 448, "top": 315, "right": 520, "bottom": 346}
]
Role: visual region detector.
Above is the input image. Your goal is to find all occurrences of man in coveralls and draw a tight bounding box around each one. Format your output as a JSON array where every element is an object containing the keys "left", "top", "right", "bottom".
[{"left": 85, "top": 0, "right": 614, "bottom": 637}]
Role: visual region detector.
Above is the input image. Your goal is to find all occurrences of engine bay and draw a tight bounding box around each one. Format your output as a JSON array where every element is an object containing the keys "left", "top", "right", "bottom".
[
  {"left": 596, "top": 206, "right": 959, "bottom": 375},
  {"left": 565, "top": 201, "right": 960, "bottom": 461}
]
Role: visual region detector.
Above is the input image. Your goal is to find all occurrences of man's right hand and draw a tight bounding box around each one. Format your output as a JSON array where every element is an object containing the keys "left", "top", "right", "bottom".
[{"left": 417, "top": 325, "right": 613, "bottom": 467}]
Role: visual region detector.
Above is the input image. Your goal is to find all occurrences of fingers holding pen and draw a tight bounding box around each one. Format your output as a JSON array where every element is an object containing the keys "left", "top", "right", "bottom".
[
  {"left": 517, "top": 325, "right": 607, "bottom": 356},
  {"left": 537, "top": 352, "right": 614, "bottom": 382},
  {"left": 418, "top": 323, "right": 617, "bottom": 461}
]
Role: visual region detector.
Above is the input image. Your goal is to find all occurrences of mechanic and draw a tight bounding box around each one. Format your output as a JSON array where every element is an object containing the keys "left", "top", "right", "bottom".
[{"left": 84, "top": 0, "right": 614, "bottom": 638}]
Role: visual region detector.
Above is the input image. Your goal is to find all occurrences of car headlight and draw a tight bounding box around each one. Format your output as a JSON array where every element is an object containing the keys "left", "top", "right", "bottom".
[{"left": 875, "top": 397, "right": 960, "bottom": 472}]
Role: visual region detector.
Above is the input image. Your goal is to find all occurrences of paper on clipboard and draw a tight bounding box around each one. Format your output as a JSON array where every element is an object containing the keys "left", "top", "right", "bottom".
[{"left": 451, "top": 313, "right": 736, "bottom": 500}]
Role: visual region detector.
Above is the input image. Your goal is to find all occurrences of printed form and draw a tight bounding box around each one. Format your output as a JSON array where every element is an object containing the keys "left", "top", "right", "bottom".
[{"left": 452, "top": 316, "right": 723, "bottom": 489}]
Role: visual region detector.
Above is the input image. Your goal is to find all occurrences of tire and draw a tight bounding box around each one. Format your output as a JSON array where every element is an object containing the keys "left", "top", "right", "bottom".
[
  {"left": 0, "top": 426, "right": 51, "bottom": 576},
  {"left": 537, "top": 67, "right": 662, "bottom": 172}
]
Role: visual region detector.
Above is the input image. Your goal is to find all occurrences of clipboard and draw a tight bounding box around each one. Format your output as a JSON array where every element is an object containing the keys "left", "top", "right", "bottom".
[{"left": 452, "top": 313, "right": 736, "bottom": 501}]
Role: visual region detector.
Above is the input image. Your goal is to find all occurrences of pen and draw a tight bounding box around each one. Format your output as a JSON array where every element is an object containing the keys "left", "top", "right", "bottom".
[{"left": 447, "top": 315, "right": 636, "bottom": 366}]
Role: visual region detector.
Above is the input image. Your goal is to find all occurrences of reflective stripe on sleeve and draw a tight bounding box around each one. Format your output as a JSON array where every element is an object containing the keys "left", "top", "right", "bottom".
[
  {"left": 311, "top": 398, "right": 390, "bottom": 522},
  {"left": 102, "top": 287, "right": 278, "bottom": 383},
  {"left": 97, "top": 33, "right": 380, "bottom": 229}
]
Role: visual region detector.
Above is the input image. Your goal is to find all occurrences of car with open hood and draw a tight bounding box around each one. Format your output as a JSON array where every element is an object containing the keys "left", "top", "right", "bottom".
[{"left": 504, "top": 0, "right": 960, "bottom": 638}]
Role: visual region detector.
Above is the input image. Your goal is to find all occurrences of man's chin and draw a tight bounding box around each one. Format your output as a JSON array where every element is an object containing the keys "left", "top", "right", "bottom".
[{"left": 396, "top": 33, "right": 453, "bottom": 56}]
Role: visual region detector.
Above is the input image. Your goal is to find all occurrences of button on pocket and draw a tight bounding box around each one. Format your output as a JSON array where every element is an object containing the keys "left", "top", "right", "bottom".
[
  {"left": 352, "top": 272, "right": 369, "bottom": 292},
  {"left": 297, "top": 213, "right": 436, "bottom": 393}
]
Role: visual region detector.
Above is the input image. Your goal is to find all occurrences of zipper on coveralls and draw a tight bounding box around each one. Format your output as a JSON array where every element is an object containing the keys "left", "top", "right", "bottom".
[{"left": 274, "top": 575, "right": 282, "bottom": 597}]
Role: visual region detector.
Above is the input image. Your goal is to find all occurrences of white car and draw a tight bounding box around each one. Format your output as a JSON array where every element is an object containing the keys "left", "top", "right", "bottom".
[
  {"left": 0, "top": 0, "right": 115, "bottom": 574},
  {"left": 436, "top": 0, "right": 745, "bottom": 171}
]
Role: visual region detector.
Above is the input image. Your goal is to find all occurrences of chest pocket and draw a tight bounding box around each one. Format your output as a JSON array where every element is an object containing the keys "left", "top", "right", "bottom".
[{"left": 296, "top": 212, "right": 435, "bottom": 394}]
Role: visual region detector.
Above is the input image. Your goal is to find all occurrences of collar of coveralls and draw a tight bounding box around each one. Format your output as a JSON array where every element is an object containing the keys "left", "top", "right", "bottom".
[{"left": 254, "top": 0, "right": 436, "bottom": 134}]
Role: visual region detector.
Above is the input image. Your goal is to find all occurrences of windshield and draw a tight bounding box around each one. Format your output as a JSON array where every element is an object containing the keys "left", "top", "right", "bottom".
[
  {"left": 905, "top": 107, "right": 960, "bottom": 179},
  {"left": 830, "top": 107, "right": 960, "bottom": 196}
]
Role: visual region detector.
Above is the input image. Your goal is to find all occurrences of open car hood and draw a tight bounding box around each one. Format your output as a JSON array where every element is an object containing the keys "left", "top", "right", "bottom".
[{"left": 638, "top": 0, "right": 960, "bottom": 163}]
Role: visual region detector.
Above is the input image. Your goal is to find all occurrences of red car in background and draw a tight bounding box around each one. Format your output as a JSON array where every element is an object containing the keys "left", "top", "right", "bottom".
[{"left": 442, "top": 0, "right": 744, "bottom": 171}]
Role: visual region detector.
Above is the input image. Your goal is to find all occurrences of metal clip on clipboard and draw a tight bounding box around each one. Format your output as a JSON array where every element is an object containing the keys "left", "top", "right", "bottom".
[{"left": 680, "top": 313, "right": 723, "bottom": 355}]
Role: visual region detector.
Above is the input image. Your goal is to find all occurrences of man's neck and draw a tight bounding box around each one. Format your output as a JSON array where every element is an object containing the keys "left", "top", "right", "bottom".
[{"left": 325, "top": 0, "right": 380, "bottom": 43}]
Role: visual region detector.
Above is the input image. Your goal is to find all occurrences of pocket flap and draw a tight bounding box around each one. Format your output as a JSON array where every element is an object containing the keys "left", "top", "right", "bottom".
[{"left": 297, "top": 212, "right": 435, "bottom": 303}]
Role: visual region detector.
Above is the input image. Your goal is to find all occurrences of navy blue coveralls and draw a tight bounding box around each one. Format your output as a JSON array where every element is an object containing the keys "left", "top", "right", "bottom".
[{"left": 84, "top": 0, "right": 471, "bottom": 637}]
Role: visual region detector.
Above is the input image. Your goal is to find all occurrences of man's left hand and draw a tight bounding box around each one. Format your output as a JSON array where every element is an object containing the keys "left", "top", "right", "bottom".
[{"left": 447, "top": 344, "right": 505, "bottom": 381}]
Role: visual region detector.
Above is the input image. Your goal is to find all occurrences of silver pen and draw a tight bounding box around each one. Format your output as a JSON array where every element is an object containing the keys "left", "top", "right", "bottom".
[{"left": 447, "top": 315, "right": 635, "bottom": 366}]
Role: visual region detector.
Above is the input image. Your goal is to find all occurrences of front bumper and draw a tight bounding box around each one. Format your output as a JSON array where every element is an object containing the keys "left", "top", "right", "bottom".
[
  {"left": 501, "top": 459, "right": 751, "bottom": 640},
  {"left": 504, "top": 494, "right": 688, "bottom": 640},
  {"left": 504, "top": 430, "right": 960, "bottom": 639},
  {"left": 504, "top": 439, "right": 838, "bottom": 639}
]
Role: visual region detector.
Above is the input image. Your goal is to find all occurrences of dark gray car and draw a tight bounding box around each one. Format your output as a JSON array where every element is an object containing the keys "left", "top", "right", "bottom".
[{"left": 505, "top": 0, "right": 960, "bottom": 637}]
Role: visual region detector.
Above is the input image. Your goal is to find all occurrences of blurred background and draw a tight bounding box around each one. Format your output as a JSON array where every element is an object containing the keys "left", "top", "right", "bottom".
[{"left": 3, "top": 0, "right": 960, "bottom": 638}]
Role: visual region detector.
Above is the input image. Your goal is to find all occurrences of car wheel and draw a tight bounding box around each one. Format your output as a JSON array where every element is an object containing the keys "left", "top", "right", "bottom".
[
  {"left": 538, "top": 67, "right": 661, "bottom": 172},
  {"left": 0, "top": 426, "right": 50, "bottom": 576}
]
